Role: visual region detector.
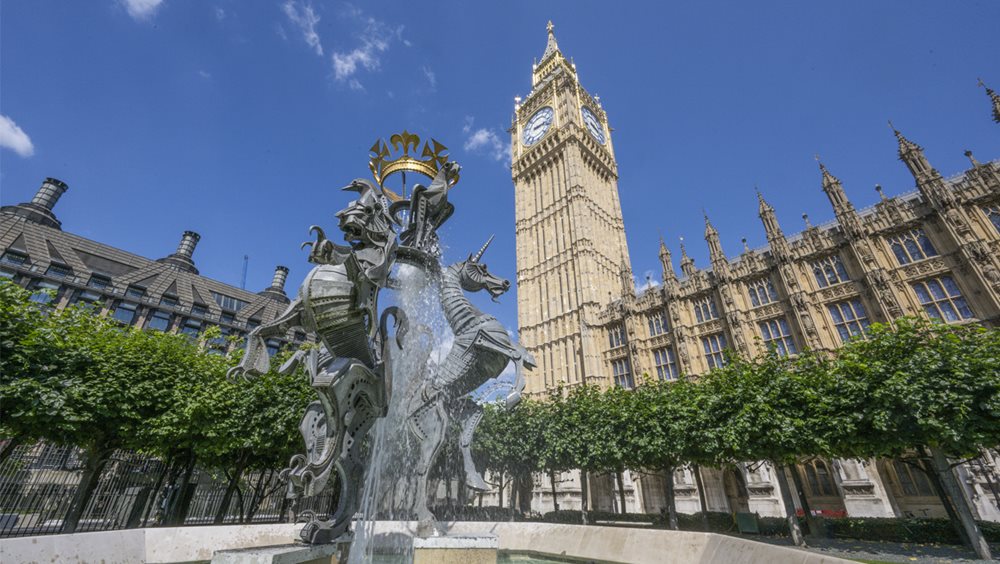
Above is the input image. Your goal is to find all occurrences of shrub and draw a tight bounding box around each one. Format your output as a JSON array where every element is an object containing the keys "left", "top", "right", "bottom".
[{"left": 824, "top": 517, "right": 1000, "bottom": 545}]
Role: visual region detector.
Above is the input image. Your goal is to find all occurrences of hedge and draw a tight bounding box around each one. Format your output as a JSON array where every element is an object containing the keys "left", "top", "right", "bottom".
[{"left": 824, "top": 517, "right": 1000, "bottom": 545}]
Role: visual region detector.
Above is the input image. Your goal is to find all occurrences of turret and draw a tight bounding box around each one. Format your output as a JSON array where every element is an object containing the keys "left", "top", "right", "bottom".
[
  {"left": 890, "top": 123, "right": 953, "bottom": 209},
  {"left": 818, "top": 160, "right": 862, "bottom": 237},
  {"left": 980, "top": 78, "right": 1000, "bottom": 124},
  {"left": 659, "top": 236, "right": 676, "bottom": 283},
  {"left": 704, "top": 212, "right": 728, "bottom": 275},
  {"left": 0, "top": 178, "right": 69, "bottom": 230},
  {"left": 756, "top": 189, "right": 788, "bottom": 256},
  {"left": 157, "top": 230, "right": 200, "bottom": 274},
  {"left": 679, "top": 238, "right": 696, "bottom": 278}
]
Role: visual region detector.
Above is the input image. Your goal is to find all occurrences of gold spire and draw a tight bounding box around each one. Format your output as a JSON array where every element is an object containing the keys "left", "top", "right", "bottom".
[{"left": 541, "top": 20, "right": 560, "bottom": 61}]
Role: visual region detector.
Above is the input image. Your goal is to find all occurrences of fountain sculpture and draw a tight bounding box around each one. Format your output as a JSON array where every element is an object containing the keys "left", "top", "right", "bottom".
[{"left": 228, "top": 132, "right": 534, "bottom": 546}]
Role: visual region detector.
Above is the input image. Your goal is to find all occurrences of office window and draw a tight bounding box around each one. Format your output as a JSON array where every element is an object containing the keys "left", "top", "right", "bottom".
[
  {"left": 1, "top": 251, "right": 28, "bottom": 266},
  {"left": 887, "top": 228, "right": 938, "bottom": 265},
  {"left": 146, "top": 309, "right": 172, "bottom": 331},
  {"left": 647, "top": 310, "right": 668, "bottom": 336},
  {"left": 87, "top": 274, "right": 112, "bottom": 290},
  {"left": 45, "top": 263, "right": 73, "bottom": 279},
  {"left": 179, "top": 318, "right": 201, "bottom": 338},
  {"left": 811, "top": 255, "right": 850, "bottom": 288},
  {"left": 747, "top": 276, "right": 778, "bottom": 307},
  {"left": 220, "top": 311, "right": 236, "bottom": 325},
  {"left": 612, "top": 358, "right": 634, "bottom": 389},
  {"left": 126, "top": 286, "right": 146, "bottom": 299},
  {"left": 653, "top": 347, "right": 678, "bottom": 381},
  {"left": 71, "top": 289, "right": 104, "bottom": 309},
  {"left": 702, "top": 333, "right": 727, "bottom": 370},
  {"left": 827, "top": 299, "right": 870, "bottom": 343},
  {"left": 911, "top": 276, "right": 974, "bottom": 323},
  {"left": 984, "top": 204, "right": 1000, "bottom": 234},
  {"left": 29, "top": 280, "right": 60, "bottom": 304},
  {"left": 112, "top": 301, "right": 139, "bottom": 325},
  {"left": 608, "top": 324, "right": 627, "bottom": 348},
  {"left": 191, "top": 303, "right": 209, "bottom": 317},
  {"left": 265, "top": 338, "right": 282, "bottom": 357},
  {"left": 160, "top": 294, "right": 179, "bottom": 308},
  {"left": 693, "top": 296, "right": 719, "bottom": 323},
  {"left": 758, "top": 318, "right": 797, "bottom": 356},
  {"left": 245, "top": 318, "right": 260, "bottom": 331},
  {"left": 212, "top": 291, "right": 249, "bottom": 312},
  {"left": 0, "top": 269, "right": 14, "bottom": 279}
]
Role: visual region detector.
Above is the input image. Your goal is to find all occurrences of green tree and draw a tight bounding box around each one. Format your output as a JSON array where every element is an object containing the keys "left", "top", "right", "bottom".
[
  {"left": 833, "top": 318, "right": 1000, "bottom": 559},
  {"left": 474, "top": 399, "right": 545, "bottom": 514}
]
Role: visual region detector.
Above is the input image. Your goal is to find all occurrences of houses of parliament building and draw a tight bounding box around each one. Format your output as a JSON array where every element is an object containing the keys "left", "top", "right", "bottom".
[{"left": 510, "top": 23, "right": 1000, "bottom": 521}]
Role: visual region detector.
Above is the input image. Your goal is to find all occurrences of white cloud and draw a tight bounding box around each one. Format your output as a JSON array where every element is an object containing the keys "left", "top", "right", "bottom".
[
  {"left": 462, "top": 116, "right": 474, "bottom": 134},
  {"left": 422, "top": 66, "right": 436, "bottom": 89},
  {"left": 214, "top": 7, "right": 226, "bottom": 21},
  {"left": 330, "top": 9, "right": 404, "bottom": 89},
  {"left": 282, "top": 1, "right": 323, "bottom": 56},
  {"left": 638, "top": 270, "right": 660, "bottom": 292},
  {"left": 120, "top": 0, "right": 164, "bottom": 21},
  {"left": 464, "top": 127, "right": 510, "bottom": 163},
  {"left": 0, "top": 115, "right": 35, "bottom": 158},
  {"left": 198, "top": 70, "right": 212, "bottom": 79}
]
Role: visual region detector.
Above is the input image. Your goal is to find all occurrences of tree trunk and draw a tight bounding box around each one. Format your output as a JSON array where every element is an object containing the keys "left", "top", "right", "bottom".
[
  {"left": 164, "top": 454, "right": 196, "bottom": 526},
  {"left": 0, "top": 435, "right": 24, "bottom": 464},
  {"left": 550, "top": 469, "right": 560, "bottom": 512},
  {"left": 692, "top": 464, "right": 710, "bottom": 531},
  {"left": 507, "top": 473, "right": 517, "bottom": 521},
  {"left": 63, "top": 446, "right": 111, "bottom": 534},
  {"left": 580, "top": 469, "right": 590, "bottom": 525},
  {"left": 214, "top": 462, "right": 245, "bottom": 524},
  {"left": 788, "top": 462, "right": 825, "bottom": 538},
  {"left": 772, "top": 463, "right": 806, "bottom": 547},
  {"left": 927, "top": 447, "right": 992, "bottom": 560},
  {"left": 141, "top": 457, "right": 172, "bottom": 527},
  {"left": 246, "top": 470, "right": 268, "bottom": 523},
  {"left": 616, "top": 470, "right": 627, "bottom": 514},
  {"left": 664, "top": 466, "right": 679, "bottom": 530},
  {"left": 497, "top": 470, "right": 505, "bottom": 510}
]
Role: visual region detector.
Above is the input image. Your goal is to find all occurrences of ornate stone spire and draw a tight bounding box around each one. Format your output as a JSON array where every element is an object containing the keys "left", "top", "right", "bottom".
[
  {"left": 679, "top": 237, "right": 696, "bottom": 278},
  {"left": 818, "top": 159, "right": 854, "bottom": 214},
  {"left": 703, "top": 212, "right": 726, "bottom": 266},
  {"left": 889, "top": 122, "right": 951, "bottom": 208},
  {"left": 980, "top": 78, "right": 1000, "bottom": 124},
  {"left": 756, "top": 189, "right": 783, "bottom": 241},
  {"left": 541, "top": 20, "right": 561, "bottom": 62},
  {"left": 890, "top": 121, "right": 924, "bottom": 161},
  {"left": 619, "top": 261, "right": 634, "bottom": 296},
  {"left": 659, "top": 236, "right": 676, "bottom": 282}
]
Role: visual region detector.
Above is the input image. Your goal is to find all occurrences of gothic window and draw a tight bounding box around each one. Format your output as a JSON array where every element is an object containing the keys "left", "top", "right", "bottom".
[
  {"left": 112, "top": 301, "right": 139, "bottom": 325},
  {"left": 652, "top": 347, "right": 678, "bottom": 381},
  {"left": 693, "top": 296, "right": 719, "bottom": 324},
  {"left": 891, "top": 459, "right": 935, "bottom": 497},
  {"left": 827, "top": 298, "right": 871, "bottom": 343},
  {"left": 758, "top": 318, "right": 797, "bottom": 356},
  {"left": 911, "top": 276, "right": 973, "bottom": 322},
  {"left": 799, "top": 459, "right": 838, "bottom": 497},
  {"left": 701, "top": 333, "right": 727, "bottom": 370},
  {"left": 45, "top": 263, "right": 73, "bottom": 279},
  {"left": 811, "top": 255, "right": 850, "bottom": 288},
  {"left": 29, "top": 280, "right": 60, "bottom": 304},
  {"left": 146, "top": 309, "right": 172, "bottom": 332},
  {"left": 612, "top": 358, "right": 634, "bottom": 389},
  {"left": 647, "top": 310, "right": 668, "bottom": 336},
  {"left": 747, "top": 276, "right": 778, "bottom": 307},
  {"left": 886, "top": 228, "right": 938, "bottom": 265},
  {"left": 984, "top": 204, "right": 1000, "bottom": 234},
  {"left": 608, "top": 324, "right": 627, "bottom": 348}
]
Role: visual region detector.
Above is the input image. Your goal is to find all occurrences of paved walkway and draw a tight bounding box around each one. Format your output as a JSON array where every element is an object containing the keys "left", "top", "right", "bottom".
[{"left": 743, "top": 535, "right": 999, "bottom": 563}]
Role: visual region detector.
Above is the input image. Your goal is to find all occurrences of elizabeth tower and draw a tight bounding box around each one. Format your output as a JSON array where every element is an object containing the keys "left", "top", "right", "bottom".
[{"left": 512, "top": 22, "right": 632, "bottom": 395}]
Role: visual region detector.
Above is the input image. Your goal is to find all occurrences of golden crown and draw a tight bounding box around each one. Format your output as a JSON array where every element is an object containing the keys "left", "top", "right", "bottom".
[{"left": 369, "top": 131, "right": 458, "bottom": 200}]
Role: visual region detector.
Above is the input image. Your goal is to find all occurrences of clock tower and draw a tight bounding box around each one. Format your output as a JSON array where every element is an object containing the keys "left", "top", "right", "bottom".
[{"left": 512, "top": 22, "right": 632, "bottom": 395}]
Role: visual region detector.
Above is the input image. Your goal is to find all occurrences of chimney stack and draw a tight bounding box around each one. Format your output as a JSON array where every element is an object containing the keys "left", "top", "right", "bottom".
[
  {"left": 156, "top": 230, "right": 201, "bottom": 274},
  {"left": 259, "top": 265, "right": 291, "bottom": 303},
  {"left": 1, "top": 177, "right": 69, "bottom": 229},
  {"left": 31, "top": 178, "right": 69, "bottom": 211}
]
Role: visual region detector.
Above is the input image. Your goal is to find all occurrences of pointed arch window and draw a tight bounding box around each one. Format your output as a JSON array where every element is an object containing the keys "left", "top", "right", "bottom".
[
  {"left": 747, "top": 276, "right": 778, "bottom": 307},
  {"left": 811, "top": 255, "right": 850, "bottom": 288},
  {"left": 693, "top": 296, "right": 719, "bottom": 323},
  {"left": 886, "top": 228, "right": 938, "bottom": 265}
]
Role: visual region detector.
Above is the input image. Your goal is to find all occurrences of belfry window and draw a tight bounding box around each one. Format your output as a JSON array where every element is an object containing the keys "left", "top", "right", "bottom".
[
  {"left": 911, "top": 276, "right": 973, "bottom": 323},
  {"left": 652, "top": 347, "right": 678, "bottom": 381},
  {"left": 811, "top": 255, "right": 850, "bottom": 288},
  {"left": 758, "top": 318, "right": 797, "bottom": 356},
  {"left": 612, "top": 358, "right": 633, "bottom": 389},
  {"left": 887, "top": 228, "right": 938, "bottom": 265},
  {"left": 827, "top": 298, "right": 870, "bottom": 343},
  {"left": 701, "top": 333, "right": 727, "bottom": 370},
  {"left": 693, "top": 296, "right": 719, "bottom": 323},
  {"left": 608, "top": 324, "right": 627, "bottom": 348},
  {"left": 747, "top": 276, "right": 778, "bottom": 307},
  {"left": 983, "top": 204, "right": 1000, "bottom": 234}
]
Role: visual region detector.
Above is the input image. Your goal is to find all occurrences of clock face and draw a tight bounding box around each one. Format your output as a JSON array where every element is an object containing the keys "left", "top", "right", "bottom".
[
  {"left": 581, "top": 106, "right": 605, "bottom": 144},
  {"left": 522, "top": 107, "right": 553, "bottom": 146}
]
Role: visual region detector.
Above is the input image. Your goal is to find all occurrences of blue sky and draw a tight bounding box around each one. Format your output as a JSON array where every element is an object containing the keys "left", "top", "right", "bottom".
[{"left": 2, "top": 1, "right": 999, "bottom": 335}]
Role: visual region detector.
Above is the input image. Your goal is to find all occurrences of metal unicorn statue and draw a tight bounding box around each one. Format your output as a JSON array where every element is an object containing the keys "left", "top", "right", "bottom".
[{"left": 228, "top": 132, "right": 534, "bottom": 544}]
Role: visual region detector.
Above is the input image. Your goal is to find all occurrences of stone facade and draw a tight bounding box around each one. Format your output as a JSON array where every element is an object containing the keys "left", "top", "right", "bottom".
[
  {"left": 508, "top": 24, "right": 1000, "bottom": 522},
  {"left": 0, "top": 179, "right": 299, "bottom": 350}
]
